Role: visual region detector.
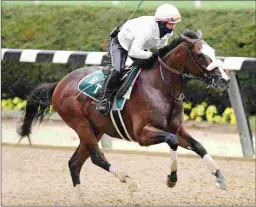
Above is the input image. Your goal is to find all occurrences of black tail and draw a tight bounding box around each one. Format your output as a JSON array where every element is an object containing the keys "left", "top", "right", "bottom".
[{"left": 17, "top": 82, "right": 58, "bottom": 139}]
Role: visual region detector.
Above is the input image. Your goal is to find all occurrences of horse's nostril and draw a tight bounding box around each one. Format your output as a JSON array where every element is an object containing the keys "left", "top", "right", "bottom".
[
  {"left": 219, "top": 78, "right": 228, "bottom": 85},
  {"left": 219, "top": 79, "right": 225, "bottom": 83}
]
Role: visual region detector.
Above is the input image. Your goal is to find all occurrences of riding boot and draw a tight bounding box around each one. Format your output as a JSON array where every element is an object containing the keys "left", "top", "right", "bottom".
[{"left": 96, "top": 70, "right": 121, "bottom": 115}]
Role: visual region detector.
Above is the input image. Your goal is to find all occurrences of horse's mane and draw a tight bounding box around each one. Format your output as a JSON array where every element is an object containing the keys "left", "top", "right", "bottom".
[{"left": 136, "top": 29, "right": 200, "bottom": 69}]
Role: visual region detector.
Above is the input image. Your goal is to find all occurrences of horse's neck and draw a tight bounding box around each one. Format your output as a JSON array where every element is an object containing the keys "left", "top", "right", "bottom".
[
  {"left": 160, "top": 50, "right": 187, "bottom": 97},
  {"left": 139, "top": 63, "right": 182, "bottom": 101},
  {"left": 159, "top": 67, "right": 182, "bottom": 99}
]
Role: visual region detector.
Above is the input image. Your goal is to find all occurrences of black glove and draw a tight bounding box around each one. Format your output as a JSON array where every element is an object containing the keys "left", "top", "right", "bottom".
[
  {"left": 110, "top": 27, "right": 120, "bottom": 38},
  {"left": 152, "top": 50, "right": 160, "bottom": 58}
]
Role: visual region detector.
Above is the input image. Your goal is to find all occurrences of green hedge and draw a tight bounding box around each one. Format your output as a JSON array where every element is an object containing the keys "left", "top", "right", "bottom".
[
  {"left": 1, "top": 5, "right": 256, "bottom": 115},
  {"left": 2, "top": 5, "right": 255, "bottom": 56}
]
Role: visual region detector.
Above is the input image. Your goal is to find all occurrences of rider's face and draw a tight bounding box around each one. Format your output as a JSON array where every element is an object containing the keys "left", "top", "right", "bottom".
[{"left": 166, "top": 22, "right": 177, "bottom": 30}]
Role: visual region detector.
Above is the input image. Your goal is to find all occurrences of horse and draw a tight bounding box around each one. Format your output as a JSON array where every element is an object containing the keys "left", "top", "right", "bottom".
[{"left": 17, "top": 29, "right": 230, "bottom": 202}]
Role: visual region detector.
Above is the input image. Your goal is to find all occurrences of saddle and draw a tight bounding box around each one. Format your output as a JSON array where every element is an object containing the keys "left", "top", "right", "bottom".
[{"left": 78, "top": 65, "right": 141, "bottom": 110}]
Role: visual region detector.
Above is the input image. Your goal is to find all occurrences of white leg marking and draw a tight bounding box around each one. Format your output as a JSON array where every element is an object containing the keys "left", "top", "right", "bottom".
[
  {"left": 73, "top": 184, "right": 85, "bottom": 204},
  {"left": 203, "top": 154, "right": 219, "bottom": 173},
  {"left": 109, "top": 165, "right": 126, "bottom": 182},
  {"left": 170, "top": 150, "right": 178, "bottom": 172},
  {"left": 109, "top": 165, "right": 141, "bottom": 192}
]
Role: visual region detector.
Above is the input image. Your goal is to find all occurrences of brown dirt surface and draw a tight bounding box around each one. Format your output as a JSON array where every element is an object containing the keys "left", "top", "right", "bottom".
[{"left": 2, "top": 145, "right": 255, "bottom": 206}]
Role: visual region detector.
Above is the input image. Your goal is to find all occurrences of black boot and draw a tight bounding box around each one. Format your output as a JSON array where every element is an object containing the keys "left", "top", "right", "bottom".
[{"left": 96, "top": 70, "right": 121, "bottom": 115}]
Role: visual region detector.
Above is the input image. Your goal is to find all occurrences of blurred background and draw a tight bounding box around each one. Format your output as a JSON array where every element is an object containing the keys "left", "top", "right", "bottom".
[
  {"left": 1, "top": 1, "right": 256, "bottom": 129},
  {"left": 2, "top": 1, "right": 255, "bottom": 9}
]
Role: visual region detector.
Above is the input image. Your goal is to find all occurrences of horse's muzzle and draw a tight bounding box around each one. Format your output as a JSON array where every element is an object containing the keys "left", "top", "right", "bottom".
[{"left": 215, "top": 77, "right": 230, "bottom": 92}]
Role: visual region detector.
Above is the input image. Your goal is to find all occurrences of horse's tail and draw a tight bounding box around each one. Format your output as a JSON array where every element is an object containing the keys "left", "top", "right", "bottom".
[{"left": 17, "top": 82, "right": 59, "bottom": 141}]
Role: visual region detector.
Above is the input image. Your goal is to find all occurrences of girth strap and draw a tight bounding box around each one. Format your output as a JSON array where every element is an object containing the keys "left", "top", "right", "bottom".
[{"left": 110, "top": 109, "right": 133, "bottom": 141}]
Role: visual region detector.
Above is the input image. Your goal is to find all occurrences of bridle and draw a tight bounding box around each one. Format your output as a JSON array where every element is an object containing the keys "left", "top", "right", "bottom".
[
  {"left": 186, "top": 39, "right": 212, "bottom": 78},
  {"left": 158, "top": 39, "right": 215, "bottom": 102}
]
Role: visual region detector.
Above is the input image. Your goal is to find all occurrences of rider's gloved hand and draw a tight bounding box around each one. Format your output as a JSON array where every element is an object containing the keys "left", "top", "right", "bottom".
[{"left": 151, "top": 50, "right": 160, "bottom": 58}]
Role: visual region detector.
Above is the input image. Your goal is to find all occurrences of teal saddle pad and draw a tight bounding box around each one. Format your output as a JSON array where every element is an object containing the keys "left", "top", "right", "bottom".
[{"left": 78, "top": 66, "right": 140, "bottom": 110}]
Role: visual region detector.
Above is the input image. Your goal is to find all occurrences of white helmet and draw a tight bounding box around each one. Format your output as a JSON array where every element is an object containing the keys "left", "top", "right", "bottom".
[{"left": 155, "top": 4, "right": 181, "bottom": 23}]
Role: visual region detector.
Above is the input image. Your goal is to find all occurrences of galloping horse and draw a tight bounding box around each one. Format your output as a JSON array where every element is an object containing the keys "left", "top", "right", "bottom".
[{"left": 18, "top": 29, "right": 230, "bottom": 201}]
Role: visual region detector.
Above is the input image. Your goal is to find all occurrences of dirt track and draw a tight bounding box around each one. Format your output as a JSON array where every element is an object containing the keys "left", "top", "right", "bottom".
[{"left": 2, "top": 145, "right": 255, "bottom": 206}]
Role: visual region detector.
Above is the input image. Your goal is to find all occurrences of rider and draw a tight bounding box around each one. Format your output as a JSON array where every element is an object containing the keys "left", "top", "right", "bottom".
[{"left": 96, "top": 3, "right": 181, "bottom": 115}]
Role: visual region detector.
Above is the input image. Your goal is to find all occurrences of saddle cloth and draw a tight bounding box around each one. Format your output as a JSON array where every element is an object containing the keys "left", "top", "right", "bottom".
[{"left": 78, "top": 66, "right": 141, "bottom": 110}]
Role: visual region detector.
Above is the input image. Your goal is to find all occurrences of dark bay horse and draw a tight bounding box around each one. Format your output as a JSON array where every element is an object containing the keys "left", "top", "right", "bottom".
[{"left": 18, "top": 30, "right": 230, "bottom": 202}]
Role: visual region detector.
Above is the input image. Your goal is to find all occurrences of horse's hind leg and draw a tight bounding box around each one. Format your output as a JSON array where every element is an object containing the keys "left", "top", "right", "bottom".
[
  {"left": 68, "top": 144, "right": 89, "bottom": 203},
  {"left": 65, "top": 115, "right": 140, "bottom": 194},
  {"left": 56, "top": 111, "right": 95, "bottom": 203},
  {"left": 88, "top": 143, "right": 141, "bottom": 192},
  {"left": 68, "top": 145, "right": 88, "bottom": 186},
  {"left": 178, "top": 126, "right": 227, "bottom": 190}
]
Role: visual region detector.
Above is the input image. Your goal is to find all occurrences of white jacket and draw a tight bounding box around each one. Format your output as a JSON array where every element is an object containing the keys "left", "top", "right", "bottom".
[{"left": 118, "top": 16, "right": 173, "bottom": 59}]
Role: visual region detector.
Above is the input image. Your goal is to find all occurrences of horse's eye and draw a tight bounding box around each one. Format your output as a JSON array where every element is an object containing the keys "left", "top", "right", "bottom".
[{"left": 198, "top": 53, "right": 205, "bottom": 60}]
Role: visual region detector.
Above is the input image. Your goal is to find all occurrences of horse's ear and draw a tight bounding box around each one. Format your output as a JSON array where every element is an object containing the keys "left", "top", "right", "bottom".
[
  {"left": 196, "top": 29, "right": 203, "bottom": 39},
  {"left": 179, "top": 33, "right": 193, "bottom": 43}
]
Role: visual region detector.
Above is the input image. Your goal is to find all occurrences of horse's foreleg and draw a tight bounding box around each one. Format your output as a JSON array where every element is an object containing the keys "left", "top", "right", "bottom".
[
  {"left": 179, "top": 127, "right": 227, "bottom": 190},
  {"left": 168, "top": 149, "right": 178, "bottom": 188},
  {"left": 137, "top": 124, "right": 179, "bottom": 188}
]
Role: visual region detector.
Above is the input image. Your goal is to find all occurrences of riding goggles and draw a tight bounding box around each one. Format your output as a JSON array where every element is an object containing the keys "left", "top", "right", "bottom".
[
  {"left": 166, "top": 15, "right": 181, "bottom": 23},
  {"left": 156, "top": 15, "right": 181, "bottom": 23}
]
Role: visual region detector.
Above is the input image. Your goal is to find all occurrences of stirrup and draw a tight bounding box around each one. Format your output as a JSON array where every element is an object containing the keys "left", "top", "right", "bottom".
[{"left": 96, "top": 98, "right": 112, "bottom": 115}]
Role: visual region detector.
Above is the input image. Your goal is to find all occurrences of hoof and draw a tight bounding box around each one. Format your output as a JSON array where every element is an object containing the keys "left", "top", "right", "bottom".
[
  {"left": 167, "top": 179, "right": 176, "bottom": 188},
  {"left": 216, "top": 178, "right": 227, "bottom": 190},
  {"left": 125, "top": 177, "right": 141, "bottom": 192},
  {"left": 128, "top": 181, "right": 141, "bottom": 192},
  {"left": 215, "top": 170, "right": 227, "bottom": 190},
  {"left": 167, "top": 171, "right": 177, "bottom": 188}
]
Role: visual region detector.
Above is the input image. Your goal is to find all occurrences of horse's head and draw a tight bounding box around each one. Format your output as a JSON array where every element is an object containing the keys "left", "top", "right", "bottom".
[{"left": 177, "top": 30, "right": 230, "bottom": 92}]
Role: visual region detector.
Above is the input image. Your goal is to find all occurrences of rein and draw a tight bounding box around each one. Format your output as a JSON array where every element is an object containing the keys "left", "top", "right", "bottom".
[
  {"left": 158, "top": 54, "right": 202, "bottom": 103},
  {"left": 157, "top": 46, "right": 208, "bottom": 82},
  {"left": 158, "top": 59, "right": 187, "bottom": 102}
]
